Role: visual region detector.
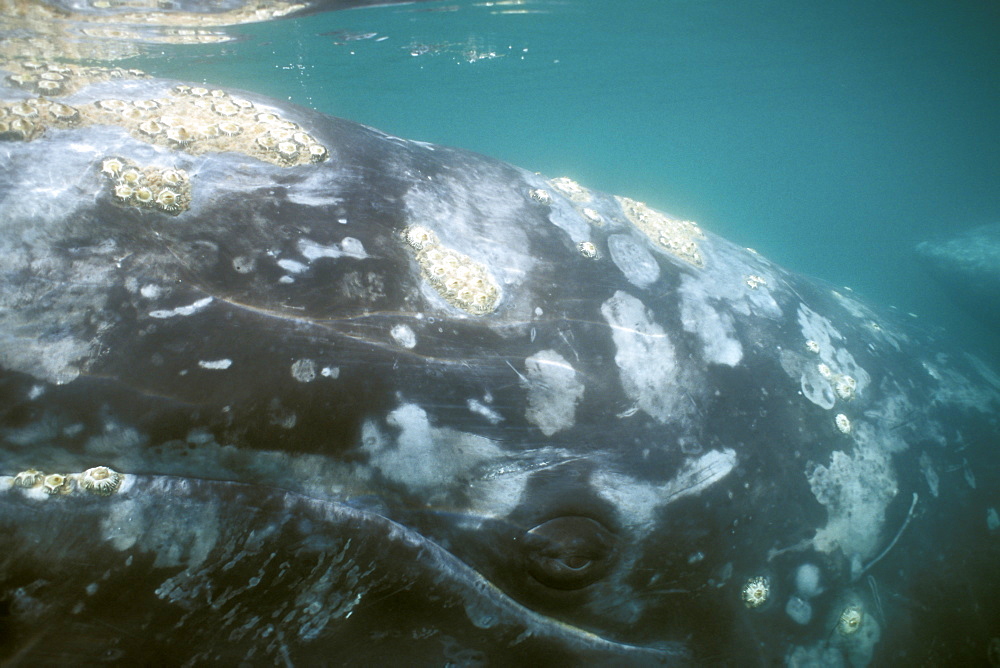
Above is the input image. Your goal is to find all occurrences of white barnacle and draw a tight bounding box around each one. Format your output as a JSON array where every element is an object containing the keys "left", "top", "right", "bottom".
[
  {"left": 155, "top": 189, "right": 181, "bottom": 212},
  {"left": 805, "top": 339, "right": 821, "bottom": 354},
  {"left": 833, "top": 375, "right": 857, "bottom": 401},
  {"left": 101, "top": 157, "right": 125, "bottom": 178},
  {"left": 13, "top": 469, "right": 44, "bottom": 488},
  {"left": 42, "top": 473, "right": 71, "bottom": 495},
  {"left": 578, "top": 241, "right": 598, "bottom": 259},
  {"left": 308, "top": 144, "right": 329, "bottom": 163},
  {"left": 529, "top": 188, "right": 552, "bottom": 205},
  {"left": 113, "top": 184, "right": 134, "bottom": 201},
  {"left": 817, "top": 363, "right": 832, "bottom": 379},
  {"left": 742, "top": 576, "right": 770, "bottom": 609},
  {"left": 218, "top": 121, "right": 243, "bottom": 136},
  {"left": 404, "top": 225, "right": 436, "bottom": 250},
  {"left": 835, "top": 413, "right": 852, "bottom": 434},
  {"left": 80, "top": 466, "right": 123, "bottom": 496},
  {"left": 837, "top": 605, "right": 864, "bottom": 635},
  {"left": 134, "top": 186, "right": 154, "bottom": 205}
]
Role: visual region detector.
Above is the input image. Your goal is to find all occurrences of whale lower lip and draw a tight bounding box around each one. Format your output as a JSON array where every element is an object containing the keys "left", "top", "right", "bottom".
[{"left": 0, "top": 474, "right": 687, "bottom": 665}]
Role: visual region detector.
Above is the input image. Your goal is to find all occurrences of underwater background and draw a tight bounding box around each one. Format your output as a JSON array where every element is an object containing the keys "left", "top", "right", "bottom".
[{"left": 131, "top": 0, "right": 999, "bottom": 357}]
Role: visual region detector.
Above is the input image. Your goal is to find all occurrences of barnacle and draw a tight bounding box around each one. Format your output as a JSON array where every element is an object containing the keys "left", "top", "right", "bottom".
[
  {"left": 42, "top": 473, "right": 71, "bottom": 495},
  {"left": 159, "top": 169, "right": 185, "bottom": 187},
  {"left": 13, "top": 469, "right": 44, "bottom": 488},
  {"left": 817, "top": 363, "right": 833, "bottom": 379},
  {"left": 156, "top": 189, "right": 182, "bottom": 212},
  {"left": 805, "top": 339, "right": 821, "bottom": 354},
  {"left": 218, "top": 121, "right": 242, "bottom": 136},
  {"left": 134, "top": 186, "right": 154, "bottom": 205},
  {"left": 113, "top": 184, "right": 134, "bottom": 201},
  {"left": 48, "top": 103, "right": 80, "bottom": 122},
  {"left": 212, "top": 101, "right": 240, "bottom": 116},
  {"left": 308, "top": 144, "right": 329, "bottom": 162},
  {"left": 578, "top": 241, "right": 598, "bottom": 258},
  {"left": 101, "top": 157, "right": 126, "bottom": 177},
  {"left": 529, "top": 188, "right": 552, "bottom": 205},
  {"left": 837, "top": 605, "right": 863, "bottom": 634},
  {"left": 80, "top": 466, "right": 123, "bottom": 496},
  {"left": 745, "top": 275, "right": 767, "bottom": 289},
  {"left": 10, "top": 102, "right": 38, "bottom": 118},
  {"left": 742, "top": 576, "right": 770, "bottom": 608},
  {"left": 138, "top": 119, "right": 165, "bottom": 136},
  {"left": 833, "top": 374, "right": 857, "bottom": 401}
]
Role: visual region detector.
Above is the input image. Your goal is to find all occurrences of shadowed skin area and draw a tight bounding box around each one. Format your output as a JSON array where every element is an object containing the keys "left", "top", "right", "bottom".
[{"left": 1, "top": 73, "right": 998, "bottom": 665}]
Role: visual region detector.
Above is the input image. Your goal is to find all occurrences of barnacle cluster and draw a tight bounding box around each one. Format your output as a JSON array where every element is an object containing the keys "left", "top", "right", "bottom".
[
  {"left": 529, "top": 188, "right": 552, "bottom": 205},
  {"left": 3, "top": 60, "right": 149, "bottom": 97},
  {"left": 741, "top": 575, "right": 771, "bottom": 608},
  {"left": 616, "top": 196, "right": 704, "bottom": 268},
  {"left": 9, "top": 466, "right": 124, "bottom": 496},
  {"left": 403, "top": 225, "right": 501, "bottom": 316},
  {"left": 0, "top": 83, "right": 329, "bottom": 168},
  {"left": 549, "top": 176, "right": 592, "bottom": 203},
  {"left": 99, "top": 156, "right": 192, "bottom": 215},
  {"left": 0, "top": 97, "right": 83, "bottom": 141}
]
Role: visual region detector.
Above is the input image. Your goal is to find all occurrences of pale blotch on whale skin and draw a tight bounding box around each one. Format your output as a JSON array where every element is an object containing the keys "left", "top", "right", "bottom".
[
  {"left": 615, "top": 195, "right": 705, "bottom": 268},
  {"left": 522, "top": 349, "right": 585, "bottom": 436},
  {"left": 403, "top": 225, "right": 501, "bottom": 316}
]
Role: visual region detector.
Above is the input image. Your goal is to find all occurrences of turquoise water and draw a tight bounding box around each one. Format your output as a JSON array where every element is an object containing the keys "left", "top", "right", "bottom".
[{"left": 135, "top": 0, "right": 999, "bottom": 355}]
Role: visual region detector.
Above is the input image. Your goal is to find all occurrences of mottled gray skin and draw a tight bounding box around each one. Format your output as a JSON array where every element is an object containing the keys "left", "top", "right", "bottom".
[{"left": 1, "top": 76, "right": 999, "bottom": 666}]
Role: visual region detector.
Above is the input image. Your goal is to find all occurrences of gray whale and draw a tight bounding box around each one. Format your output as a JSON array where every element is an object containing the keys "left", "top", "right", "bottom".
[{"left": 1, "top": 69, "right": 998, "bottom": 665}]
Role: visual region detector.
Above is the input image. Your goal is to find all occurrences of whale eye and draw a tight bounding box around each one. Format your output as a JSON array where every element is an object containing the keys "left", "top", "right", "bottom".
[{"left": 520, "top": 516, "right": 616, "bottom": 590}]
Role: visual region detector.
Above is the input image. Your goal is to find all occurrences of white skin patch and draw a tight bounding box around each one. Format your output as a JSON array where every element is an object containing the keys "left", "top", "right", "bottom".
[
  {"left": 600, "top": 291, "right": 682, "bottom": 423},
  {"left": 593, "top": 448, "right": 738, "bottom": 529},
  {"left": 467, "top": 398, "right": 503, "bottom": 424},
  {"left": 149, "top": 296, "right": 213, "bottom": 319},
  {"left": 361, "top": 404, "right": 524, "bottom": 515},
  {"left": 807, "top": 443, "right": 898, "bottom": 560},
  {"left": 678, "top": 281, "right": 743, "bottom": 367},
  {"left": 390, "top": 324, "right": 417, "bottom": 349},
  {"left": 298, "top": 237, "right": 368, "bottom": 261},
  {"left": 521, "top": 349, "right": 584, "bottom": 436},
  {"left": 198, "top": 359, "right": 232, "bottom": 370},
  {"left": 606, "top": 234, "right": 660, "bottom": 288},
  {"left": 290, "top": 359, "right": 317, "bottom": 382},
  {"left": 277, "top": 259, "right": 307, "bottom": 274}
]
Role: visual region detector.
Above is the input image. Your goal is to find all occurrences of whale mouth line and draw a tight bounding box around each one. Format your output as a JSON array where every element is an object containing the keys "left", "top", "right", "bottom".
[{"left": 1, "top": 472, "right": 687, "bottom": 663}]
